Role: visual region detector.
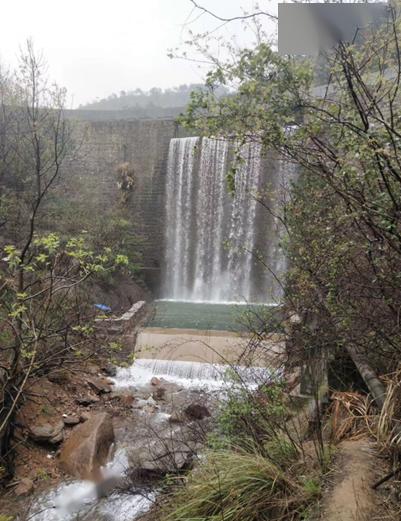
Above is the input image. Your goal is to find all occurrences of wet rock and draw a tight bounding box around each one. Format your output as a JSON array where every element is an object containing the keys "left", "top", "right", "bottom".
[
  {"left": 150, "top": 377, "right": 161, "bottom": 386},
  {"left": 59, "top": 412, "right": 114, "bottom": 479},
  {"left": 63, "top": 414, "right": 80, "bottom": 426},
  {"left": 15, "top": 478, "right": 34, "bottom": 497},
  {"left": 184, "top": 403, "right": 211, "bottom": 421},
  {"left": 28, "top": 419, "right": 64, "bottom": 444},
  {"left": 102, "top": 363, "right": 117, "bottom": 377},
  {"left": 119, "top": 394, "right": 135, "bottom": 407},
  {"left": 159, "top": 378, "right": 183, "bottom": 393},
  {"left": 76, "top": 394, "right": 100, "bottom": 406},
  {"left": 133, "top": 396, "right": 158, "bottom": 410},
  {"left": 135, "top": 437, "right": 196, "bottom": 474},
  {"left": 87, "top": 376, "right": 112, "bottom": 395},
  {"left": 152, "top": 387, "right": 166, "bottom": 401}
]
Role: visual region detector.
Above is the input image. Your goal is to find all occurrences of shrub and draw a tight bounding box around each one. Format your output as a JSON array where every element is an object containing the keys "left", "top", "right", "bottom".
[{"left": 216, "top": 381, "right": 292, "bottom": 451}]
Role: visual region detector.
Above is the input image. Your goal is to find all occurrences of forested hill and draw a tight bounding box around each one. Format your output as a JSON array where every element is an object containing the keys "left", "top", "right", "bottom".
[{"left": 79, "top": 84, "right": 229, "bottom": 117}]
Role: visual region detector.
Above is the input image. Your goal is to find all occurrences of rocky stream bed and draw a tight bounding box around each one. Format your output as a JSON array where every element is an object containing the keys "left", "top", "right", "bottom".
[{"left": 6, "top": 358, "right": 249, "bottom": 521}]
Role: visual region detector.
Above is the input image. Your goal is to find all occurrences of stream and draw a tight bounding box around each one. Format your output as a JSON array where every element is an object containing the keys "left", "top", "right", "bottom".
[{"left": 25, "top": 357, "right": 272, "bottom": 521}]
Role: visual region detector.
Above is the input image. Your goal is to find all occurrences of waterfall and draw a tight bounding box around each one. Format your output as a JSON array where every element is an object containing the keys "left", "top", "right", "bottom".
[
  {"left": 192, "top": 138, "right": 229, "bottom": 301},
  {"left": 113, "top": 358, "right": 274, "bottom": 391},
  {"left": 165, "top": 137, "right": 199, "bottom": 299},
  {"left": 164, "top": 136, "right": 285, "bottom": 303}
]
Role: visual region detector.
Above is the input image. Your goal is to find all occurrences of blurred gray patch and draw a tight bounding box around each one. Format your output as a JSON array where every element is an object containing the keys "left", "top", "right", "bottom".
[{"left": 278, "top": 3, "right": 389, "bottom": 55}]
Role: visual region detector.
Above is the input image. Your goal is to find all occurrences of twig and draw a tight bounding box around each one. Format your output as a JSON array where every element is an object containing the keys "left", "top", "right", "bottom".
[
  {"left": 372, "top": 464, "right": 401, "bottom": 489},
  {"left": 189, "top": 0, "right": 277, "bottom": 22}
]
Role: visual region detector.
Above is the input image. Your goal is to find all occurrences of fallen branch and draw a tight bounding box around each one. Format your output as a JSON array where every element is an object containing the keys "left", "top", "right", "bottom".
[{"left": 372, "top": 464, "right": 401, "bottom": 489}]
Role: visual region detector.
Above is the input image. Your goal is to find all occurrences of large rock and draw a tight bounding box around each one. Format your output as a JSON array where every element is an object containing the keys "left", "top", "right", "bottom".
[
  {"left": 28, "top": 418, "right": 64, "bottom": 444},
  {"left": 133, "top": 436, "right": 198, "bottom": 474},
  {"left": 58, "top": 412, "right": 114, "bottom": 479},
  {"left": 102, "top": 363, "right": 117, "bottom": 377},
  {"left": 184, "top": 403, "right": 211, "bottom": 421},
  {"left": 87, "top": 376, "right": 112, "bottom": 395},
  {"left": 63, "top": 414, "right": 80, "bottom": 426},
  {"left": 76, "top": 394, "right": 100, "bottom": 406}
]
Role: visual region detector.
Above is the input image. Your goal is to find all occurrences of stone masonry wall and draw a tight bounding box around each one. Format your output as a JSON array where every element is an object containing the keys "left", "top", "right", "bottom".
[{"left": 61, "top": 119, "right": 180, "bottom": 293}]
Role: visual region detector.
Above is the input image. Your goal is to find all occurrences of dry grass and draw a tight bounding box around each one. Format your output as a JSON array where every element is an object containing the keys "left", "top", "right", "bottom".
[
  {"left": 163, "top": 449, "right": 320, "bottom": 521},
  {"left": 325, "top": 372, "right": 401, "bottom": 521},
  {"left": 328, "top": 368, "right": 401, "bottom": 451},
  {"left": 374, "top": 371, "right": 401, "bottom": 451},
  {"left": 327, "top": 391, "right": 373, "bottom": 443}
]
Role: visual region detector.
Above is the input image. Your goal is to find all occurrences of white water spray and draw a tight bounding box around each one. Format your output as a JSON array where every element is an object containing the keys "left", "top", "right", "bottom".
[{"left": 164, "top": 137, "right": 270, "bottom": 302}]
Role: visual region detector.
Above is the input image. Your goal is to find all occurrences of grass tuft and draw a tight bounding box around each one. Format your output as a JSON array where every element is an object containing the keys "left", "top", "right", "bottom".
[{"left": 164, "top": 449, "right": 320, "bottom": 521}]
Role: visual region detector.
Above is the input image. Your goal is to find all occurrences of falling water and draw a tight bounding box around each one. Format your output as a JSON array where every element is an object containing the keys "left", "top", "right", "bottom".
[
  {"left": 164, "top": 137, "right": 274, "bottom": 303},
  {"left": 225, "top": 142, "right": 261, "bottom": 301},
  {"left": 165, "top": 137, "right": 199, "bottom": 299},
  {"left": 113, "top": 358, "right": 275, "bottom": 391}
]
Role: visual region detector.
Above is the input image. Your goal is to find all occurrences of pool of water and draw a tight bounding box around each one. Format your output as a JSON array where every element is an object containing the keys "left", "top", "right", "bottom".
[{"left": 147, "top": 300, "right": 278, "bottom": 332}]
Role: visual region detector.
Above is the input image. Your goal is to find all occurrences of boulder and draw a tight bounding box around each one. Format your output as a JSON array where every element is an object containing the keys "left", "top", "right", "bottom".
[
  {"left": 15, "top": 478, "right": 34, "bottom": 497},
  {"left": 63, "top": 414, "right": 80, "bottom": 426},
  {"left": 76, "top": 394, "right": 100, "bottom": 406},
  {"left": 28, "top": 419, "right": 64, "bottom": 444},
  {"left": 59, "top": 412, "right": 114, "bottom": 479},
  {"left": 184, "top": 403, "right": 211, "bottom": 421},
  {"left": 152, "top": 387, "right": 166, "bottom": 401},
  {"left": 134, "top": 437, "right": 197, "bottom": 474},
  {"left": 159, "top": 378, "right": 182, "bottom": 394},
  {"left": 102, "top": 364, "right": 117, "bottom": 377},
  {"left": 87, "top": 376, "right": 112, "bottom": 395},
  {"left": 150, "top": 377, "right": 161, "bottom": 386}
]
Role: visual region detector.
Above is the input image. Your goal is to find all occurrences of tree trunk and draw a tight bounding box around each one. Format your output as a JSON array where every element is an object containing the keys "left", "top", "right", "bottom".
[{"left": 345, "top": 345, "right": 386, "bottom": 410}]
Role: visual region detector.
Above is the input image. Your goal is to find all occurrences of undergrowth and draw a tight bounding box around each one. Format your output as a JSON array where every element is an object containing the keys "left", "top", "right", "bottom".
[
  {"left": 164, "top": 449, "right": 320, "bottom": 521},
  {"left": 162, "top": 381, "right": 326, "bottom": 521}
]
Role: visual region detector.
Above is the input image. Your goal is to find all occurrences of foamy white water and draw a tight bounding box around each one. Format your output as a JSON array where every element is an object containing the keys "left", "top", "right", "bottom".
[
  {"left": 27, "top": 449, "right": 154, "bottom": 521},
  {"left": 112, "top": 358, "right": 273, "bottom": 391},
  {"left": 28, "top": 481, "right": 98, "bottom": 521}
]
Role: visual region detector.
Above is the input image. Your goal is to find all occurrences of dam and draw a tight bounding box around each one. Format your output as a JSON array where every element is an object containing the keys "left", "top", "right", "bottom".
[{"left": 66, "top": 118, "right": 293, "bottom": 305}]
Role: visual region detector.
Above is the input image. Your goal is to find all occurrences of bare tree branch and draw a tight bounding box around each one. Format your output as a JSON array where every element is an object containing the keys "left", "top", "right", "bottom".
[{"left": 189, "top": 0, "right": 277, "bottom": 22}]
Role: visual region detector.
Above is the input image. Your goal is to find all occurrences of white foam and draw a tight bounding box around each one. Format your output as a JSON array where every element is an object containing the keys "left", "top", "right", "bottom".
[
  {"left": 28, "top": 479, "right": 155, "bottom": 521},
  {"left": 28, "top": 481, "right": 98, "bottom": 521},
  {"left": 102, "top": 446, "right": 129, "bottom": 479},
  {"left": 112, "top": 358, "right": 272, "bottom": 391},
  {"left": 99, "top": 492, "right": 155, "bottom": 519}
]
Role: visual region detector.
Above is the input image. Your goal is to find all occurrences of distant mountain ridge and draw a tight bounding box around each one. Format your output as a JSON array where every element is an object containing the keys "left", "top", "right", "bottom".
[{"left": 77, "top": 83, "right": 229, "bottom": 119}]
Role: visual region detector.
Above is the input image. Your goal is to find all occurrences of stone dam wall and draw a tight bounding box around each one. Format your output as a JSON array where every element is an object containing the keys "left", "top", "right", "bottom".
[
  {"left": 59, "top": 117, "right": 286, "bottom": 299},
  {"left": 60, "top": 118, "right": 182, "bottom": 292}
]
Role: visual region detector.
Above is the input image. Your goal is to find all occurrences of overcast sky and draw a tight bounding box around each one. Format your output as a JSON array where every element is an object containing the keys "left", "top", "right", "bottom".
[{"left": 0, "top": 0, "right": 277, "bottom": 107}]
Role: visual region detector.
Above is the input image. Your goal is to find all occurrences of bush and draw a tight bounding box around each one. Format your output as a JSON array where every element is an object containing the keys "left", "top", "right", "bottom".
[{"left": 215, "top": 381, "right": 292, "bottom": 452}]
